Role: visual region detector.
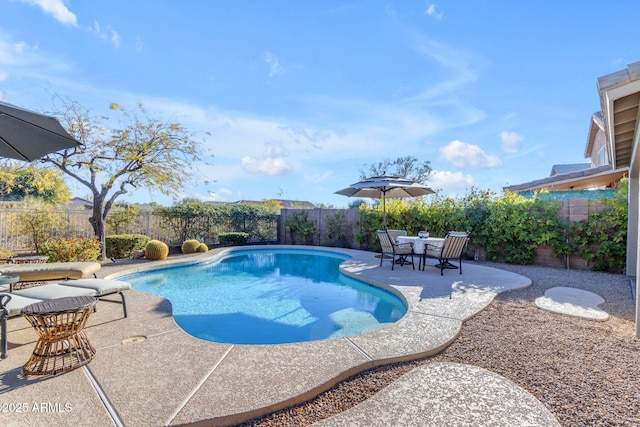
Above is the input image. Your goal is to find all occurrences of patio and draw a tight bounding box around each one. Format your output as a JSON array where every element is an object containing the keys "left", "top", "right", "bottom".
[{"left": 0, "top": 246, "right": 538, "bottom": 426}]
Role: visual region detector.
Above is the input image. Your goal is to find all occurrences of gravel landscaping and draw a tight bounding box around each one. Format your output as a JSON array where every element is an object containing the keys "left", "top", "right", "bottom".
[{"left": 241, "top": 262, "right": 640, "bottom": 426}]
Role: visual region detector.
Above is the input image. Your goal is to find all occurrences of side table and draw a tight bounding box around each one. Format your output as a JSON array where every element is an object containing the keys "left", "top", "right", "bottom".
[
  {"left": 21, "top": 296, "right": 98, "bottom": 376},
  {"left": 0, "top": 274, "right": 19, "bottom": 292}
]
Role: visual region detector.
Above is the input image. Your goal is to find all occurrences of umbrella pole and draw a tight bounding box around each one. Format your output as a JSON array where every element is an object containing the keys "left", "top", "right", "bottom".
[{"left": 382, "top": 194, "right": 387, "bottom": 230}]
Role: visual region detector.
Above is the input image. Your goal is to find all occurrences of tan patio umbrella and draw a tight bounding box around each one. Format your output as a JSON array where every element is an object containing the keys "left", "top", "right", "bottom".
[
  {"left": 335, "top": 175, "right": 435, "bottom": 228},
  {"left": 0, "top": 101, "right": 81, "bottom": 161}
]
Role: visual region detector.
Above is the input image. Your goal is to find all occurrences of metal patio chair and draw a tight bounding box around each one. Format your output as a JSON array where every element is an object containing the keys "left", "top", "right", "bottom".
[
  {"left": 376, "top": 230, "right": 414, "bottom": 270},
  {"left": 424, "top": 231, "right": 470, "bottom": 275}
]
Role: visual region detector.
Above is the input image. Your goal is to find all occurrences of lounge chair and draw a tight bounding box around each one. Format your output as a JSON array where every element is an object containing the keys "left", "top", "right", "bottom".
[
  {"left": 376, "top": 230, "right": 414, "bottom": 270},
  {"left": 0, "top": 261, "right": 101, "bottom": 289},
  {"left": 0, "top": 278, "right": 131, "bottom": 358},
  {"left": 424, "top": 231, "right": 470, "bottom": 275}
]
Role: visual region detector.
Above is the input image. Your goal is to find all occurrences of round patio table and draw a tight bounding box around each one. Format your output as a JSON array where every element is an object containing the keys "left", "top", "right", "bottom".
[
  {"left": 397, "top": 236, "right": 445, "bottom": 270},
  {"left": 21, "top": 296, "right": 97, "bottom": 376}
]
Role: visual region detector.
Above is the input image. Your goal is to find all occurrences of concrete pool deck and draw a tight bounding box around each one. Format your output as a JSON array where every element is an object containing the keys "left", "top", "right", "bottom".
[{"left": 0, "top": 246, "right": 550, "bottom": 426}]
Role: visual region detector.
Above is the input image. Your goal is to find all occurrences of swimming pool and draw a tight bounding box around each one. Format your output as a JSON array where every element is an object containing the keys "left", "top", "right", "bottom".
[{"left": 121, "top": 248, "right": 407, "bottom": 344}]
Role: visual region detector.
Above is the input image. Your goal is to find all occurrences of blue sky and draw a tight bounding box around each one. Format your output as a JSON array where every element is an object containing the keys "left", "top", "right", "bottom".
[{"left": 1, "top": 1, "right": 639, "bottom": 207}]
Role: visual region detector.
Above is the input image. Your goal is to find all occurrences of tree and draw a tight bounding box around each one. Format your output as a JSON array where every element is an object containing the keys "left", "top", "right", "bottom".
[
  {"left": 260, "top": 199, "right": 283, "bottom": 212},
  {"left": 348, "top": 199, "right": 366, "bottom": 209},
  {"left": 0, "top": 163, "right": 71, "bottom": 203},
  {"left": 360, "top": 156, "right": 432, "bottom": 184},
  {"left": 40, "top": 98, "right": 206, "bottom": 259}
]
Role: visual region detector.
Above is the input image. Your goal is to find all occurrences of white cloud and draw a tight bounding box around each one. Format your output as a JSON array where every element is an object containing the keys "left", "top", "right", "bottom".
[
  {"left": 424, "top": 2, "right": 444, "bottom": 20},
  {"left": 239, "top": 141, "right": 292, "bottom": 176},
  {"left": 439, "top": 140, "right": 502, "bottom": 169},
  {"left": 500, "top": 131, "right": 523, "bottom": 153},
  {"left": 0, "top": 31, "right": 75, "bottom": 81},
  {"left": 208, "top": 188, "right": 234, "bottom": 201},
  {"left": 241, "top": 156, "right": 293, "bottom": 176},
  {"left": 264, "top": 52, "right": 287, "bottom": 80},
  {"left": 189, "top": 188, "right": 233, "bottom": 202},
  {"left": 428, "top": 170, "right": 475, "bottom": 195},
  {"left": 111, "top": 31, "right": 121, "bottom": 48},
  {"left": 408, "top": 37, "right": 479, "bottom": 102},
  {"left": 178, "top": 105, "right": 388, "bottom": 164},
  {"left": 20, "top": 0, "right": 77, "bottom": 26},
  {"left": 89, "top": 21, "right": 120, "bottom": 48},
  {"left": 0, "top": 38, "right": 36, "bottom": 66},
  {"left": 264, "top": 143, "right": 288, "bottom": 158}
]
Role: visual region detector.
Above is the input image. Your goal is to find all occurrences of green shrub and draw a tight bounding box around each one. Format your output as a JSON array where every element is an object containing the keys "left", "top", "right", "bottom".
[
  {"left": 106, "top": 234, "right": 150, "bottom": 259},
  {"left": 39, "top": 237, "right": 101, "bottom": 262},
  {"left": 144, "top": 240, "right": 169, "bottom": 260},
  {"left": 473, "top": 192, "right": 565, "bottom": 264},
  {"left": 218, "top": 232, "right": 249, "bottom": 246},
  {"left": 18, "top": 200, "right": 64, "bottom": 255},
  {"left": 284, "top": 211, "right": 315, "bottom": 244},
  {"left": 571, "top": 180, "right": 628, "bottom": 272},
  {"left": 106, "top": 203, "right": 139, "bottom": 234},
  {"left": 181, "top": 239, "right": 201, "bottom": 254},
  {"left": 324, "top": 212, "right": 353, "bottom": 247},
  {"left": 355, "top": 186, "right": 627, "bottom": 271},
  {"left": 226, "top": 204, "right": 278, "bottom": 241},
  {"left": 153, "top": 199, "right": 277, "bottom": 244},
  {"left": 153, "top": 198, "right": 220, "bottom": 243}
]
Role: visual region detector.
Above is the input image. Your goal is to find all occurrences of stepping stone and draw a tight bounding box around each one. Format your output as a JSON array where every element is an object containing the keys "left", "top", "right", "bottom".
[
  {"left": 535, "top": 286, "right": 609, "bottom": 321},
  {"left": 313, "top": 362, "right": 560, "bottom": 426}
]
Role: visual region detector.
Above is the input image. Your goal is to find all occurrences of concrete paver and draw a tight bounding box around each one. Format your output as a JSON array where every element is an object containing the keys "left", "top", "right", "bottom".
[
  {"left": 535, "top": 286, "right": 609, "bottom": 321},
  {"left": 0, "top": 246, "right": 552, "bottom": 426},
  {"left": 313, "top": 362, "right": 560, "bottom": 427}
]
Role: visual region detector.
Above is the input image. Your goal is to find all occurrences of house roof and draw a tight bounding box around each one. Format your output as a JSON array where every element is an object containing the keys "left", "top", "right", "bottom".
[
  {"left": 507, "top": 103, "right": 627, "bottom": 193},
  {"left": 505, "top": 164, "right": 628, "bottom": 193},
  {"left": 584, "top": 112, "right": 604, "bottom": 158},
  {"left": 598, "top": 61, "right": 640, "bottom": 170},
  {"left": 550, "top": 163, "right": 591, "bottom": 176}
]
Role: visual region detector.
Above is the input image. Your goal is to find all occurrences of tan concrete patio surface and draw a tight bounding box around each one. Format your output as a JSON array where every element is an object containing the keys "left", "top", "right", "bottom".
[{"left": 0, "top": 246, "right": 546, "bottom": 426}]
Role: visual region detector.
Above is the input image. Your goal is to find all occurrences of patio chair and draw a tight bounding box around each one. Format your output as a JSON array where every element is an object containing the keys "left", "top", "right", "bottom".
[
  {"left": 375, "top": 230, "right": 414, "bottom": 270},
  {"left": 386, "top": 229, "right": 407, "bottom": 245},
  {"left": 0, "top": 261, "right": 101, "bottom": 289},
  {"left": 424, "top": 231, "right": 470, "bottom": 275}
]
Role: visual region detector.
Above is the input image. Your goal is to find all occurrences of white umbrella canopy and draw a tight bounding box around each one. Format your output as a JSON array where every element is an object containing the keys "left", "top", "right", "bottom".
[
  {"left": 0, "top": 101, "right": 81, "bottom": 161},
  {"left": 335, "top": 175, "right": 435, "bottom": 228}
]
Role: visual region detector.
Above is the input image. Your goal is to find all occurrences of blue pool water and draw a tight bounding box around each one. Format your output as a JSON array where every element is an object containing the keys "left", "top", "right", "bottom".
[{"left": 121, "top": 249, "right": 407, "bottom": 344}]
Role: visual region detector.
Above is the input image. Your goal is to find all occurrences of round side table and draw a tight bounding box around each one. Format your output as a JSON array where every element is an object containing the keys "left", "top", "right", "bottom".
[
  {"left": 0, "top": 274, "right": 19, "bottom": 292},
  {"left": 21, "top": 296, "right": 98, "bottom": 376}
]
